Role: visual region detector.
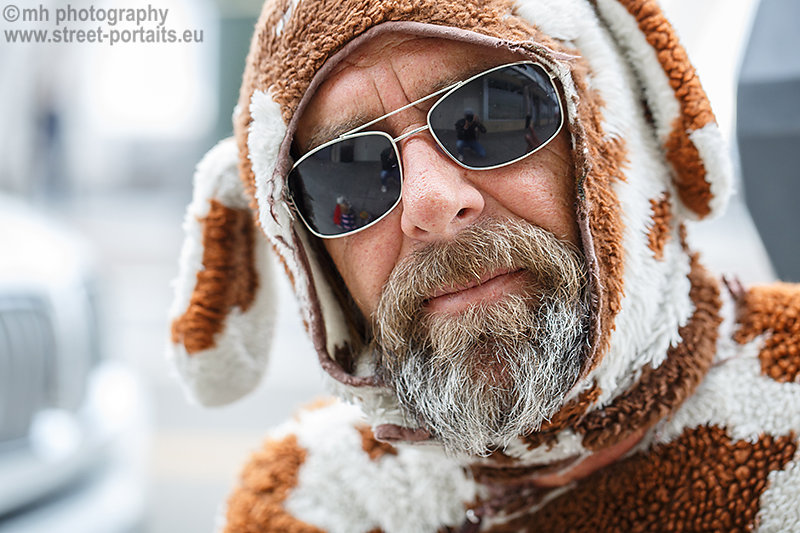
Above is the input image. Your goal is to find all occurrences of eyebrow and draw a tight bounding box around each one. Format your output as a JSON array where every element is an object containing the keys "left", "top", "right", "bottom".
[
  {"left": 303, "top": 114, "right": 369, "bottom": 152},
  {"left": 300, "top": 71, "right": 468, "bottom": 153}
]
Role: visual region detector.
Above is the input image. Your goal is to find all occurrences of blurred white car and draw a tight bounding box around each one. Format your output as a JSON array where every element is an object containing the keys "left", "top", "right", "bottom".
[{"left": 0, "top": 194, "right": 147, "bottom": 533}]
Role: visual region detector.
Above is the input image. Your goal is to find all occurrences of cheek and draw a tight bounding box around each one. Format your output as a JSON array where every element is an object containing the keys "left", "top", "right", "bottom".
[
  {"left": 322, "top": 210, "right": 404, "bottom": 316},
  {"left": 486, "top": 134, "right": 577, "bottom": 244}
]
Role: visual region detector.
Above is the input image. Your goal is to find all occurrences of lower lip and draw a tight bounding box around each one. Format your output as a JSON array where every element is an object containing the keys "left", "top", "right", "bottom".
[{"left": 425, "top": 270, "right": 528, "bottom": 314}]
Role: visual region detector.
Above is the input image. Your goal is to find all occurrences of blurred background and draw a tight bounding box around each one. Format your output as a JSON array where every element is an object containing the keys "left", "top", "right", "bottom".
[{"left": 0, "top": 0, "right": 795, "bottom": 531}]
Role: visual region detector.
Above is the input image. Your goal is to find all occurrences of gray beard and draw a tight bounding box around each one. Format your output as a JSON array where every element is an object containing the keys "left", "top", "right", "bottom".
[{"left": 372, "top": 217, "right": 590, "bottom": 456}]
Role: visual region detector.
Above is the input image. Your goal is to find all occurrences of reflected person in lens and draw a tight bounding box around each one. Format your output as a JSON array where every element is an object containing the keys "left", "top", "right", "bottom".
[{"left": 455, "top": 107, "right": 487, "bottom": 163}]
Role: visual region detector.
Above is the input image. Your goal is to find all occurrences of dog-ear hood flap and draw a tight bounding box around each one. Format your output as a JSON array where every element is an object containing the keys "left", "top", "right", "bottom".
[
  {"left": 592, "top": 0, "right": 732, "bottom": 220},
  {"left": 168, "top": 138, "right": 277, "bottom": 407}
]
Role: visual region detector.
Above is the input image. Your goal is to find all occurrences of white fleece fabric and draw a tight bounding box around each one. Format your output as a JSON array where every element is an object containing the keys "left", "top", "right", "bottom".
[{"left": 167, "top": 137, "right": 277, "bottom": 406}]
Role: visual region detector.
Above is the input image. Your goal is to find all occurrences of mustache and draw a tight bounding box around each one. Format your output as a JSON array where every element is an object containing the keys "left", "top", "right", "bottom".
[{"left": 373, "top": 216, "right": 586, "bottom": 359}]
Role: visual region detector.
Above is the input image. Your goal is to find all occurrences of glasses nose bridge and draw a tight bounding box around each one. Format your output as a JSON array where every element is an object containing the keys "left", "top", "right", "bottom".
[
  {"left": 392, "top": 120, "right": 461, "bottom": 178},
  {"left": 392, "top": 123, "right": 432, "bottom": 144}
]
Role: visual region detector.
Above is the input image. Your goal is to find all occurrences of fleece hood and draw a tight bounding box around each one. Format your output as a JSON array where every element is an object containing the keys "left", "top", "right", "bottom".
[{"left": 168, "top": 0, "right": 732, "bottom": 457}]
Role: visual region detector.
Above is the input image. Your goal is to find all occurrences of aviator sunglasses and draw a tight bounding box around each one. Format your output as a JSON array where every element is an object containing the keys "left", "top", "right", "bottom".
[{"left": 287, "top": 61, "right": 564, "bottom": 238}]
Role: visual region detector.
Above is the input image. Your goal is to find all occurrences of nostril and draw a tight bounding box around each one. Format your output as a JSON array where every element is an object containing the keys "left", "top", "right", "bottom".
[{"left": 456, "top": 208, "right": 467, "bottom": 218}]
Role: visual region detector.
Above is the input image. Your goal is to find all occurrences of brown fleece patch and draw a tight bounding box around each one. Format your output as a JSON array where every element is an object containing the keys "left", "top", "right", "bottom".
[
  {"left": 488, "top": 425, "right": 797, "bottom": 532},
  {"left": 678, "top": 222, "right": 689, "bottom": 251},
  {"left": 357, "top": 425, "right": 398, "bottom": 461},
  {"left": 543, "top": 385, "right": 602, "bottom": 433},
  {"left": 577, "top": 258, "right": 721, "bottom": 451},
  {"left": 171, "top": 200, "right": 258, "bottom": 354},
  {"left": 647, "top": 191, "right": 672, "bottom": 260},
  {"left": 665, "top": 128, "right": 712, "bottom": 217},
  {"left": 224, "top": 435, "right": 323, "bottom": 533},
  {"left": 521, "top": 385, "right": 601, "bottom": 450},
  {"left": 235, "top": 0, "right": 551, "bottom": 200},
  {"left": 619, "top": 0, "right": 716, "bottom": 217},
  {"left": 734, "top": 283, "right": 800, "bottom": 383}
]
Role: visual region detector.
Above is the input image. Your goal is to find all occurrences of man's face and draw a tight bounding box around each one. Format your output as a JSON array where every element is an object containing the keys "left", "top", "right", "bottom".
[{"left": 294, "top": 33, "right": 588, "bottom": 454}]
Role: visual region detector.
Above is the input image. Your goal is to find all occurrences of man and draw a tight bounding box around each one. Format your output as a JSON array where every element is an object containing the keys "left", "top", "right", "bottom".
[
  {"left": 454, "top": 108, "right": 487, "bottom": 162},
  {"left": 168, "top": 0, "right": 800, "bottom": 531}
]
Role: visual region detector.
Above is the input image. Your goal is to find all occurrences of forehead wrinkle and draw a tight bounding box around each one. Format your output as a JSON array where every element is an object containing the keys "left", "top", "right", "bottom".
[{"left": 375, "top": 59, "right": 409, "bottom": 123}]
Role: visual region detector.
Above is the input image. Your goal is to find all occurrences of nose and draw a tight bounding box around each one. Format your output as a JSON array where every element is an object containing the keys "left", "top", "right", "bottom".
[{"left": 399, "top": 137, "right": 485, "bottom": 241}]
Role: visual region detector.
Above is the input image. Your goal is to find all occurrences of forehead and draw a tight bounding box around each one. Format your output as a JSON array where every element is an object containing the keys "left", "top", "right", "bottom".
[{"left": 295, "top": 33, "right": 524, "bottom": 150}]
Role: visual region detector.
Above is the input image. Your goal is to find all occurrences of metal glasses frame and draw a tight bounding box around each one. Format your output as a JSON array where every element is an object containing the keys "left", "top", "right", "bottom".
[{"left": 287, "top": 60, "right": 564, "bottom": 239}]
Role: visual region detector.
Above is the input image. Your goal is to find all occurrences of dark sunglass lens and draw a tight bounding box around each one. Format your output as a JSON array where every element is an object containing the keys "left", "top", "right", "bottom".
[
  {"left": 429, "top": 63, "right": 562, "bottom": 168},
  {"left": 288, "top": 133, "right": 401, "bottom": 237}
]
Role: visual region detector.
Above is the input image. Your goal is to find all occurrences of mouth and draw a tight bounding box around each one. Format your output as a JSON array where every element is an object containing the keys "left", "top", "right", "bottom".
[{"left": 424, "top": 268, "right": 527, "bottom": 314}]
